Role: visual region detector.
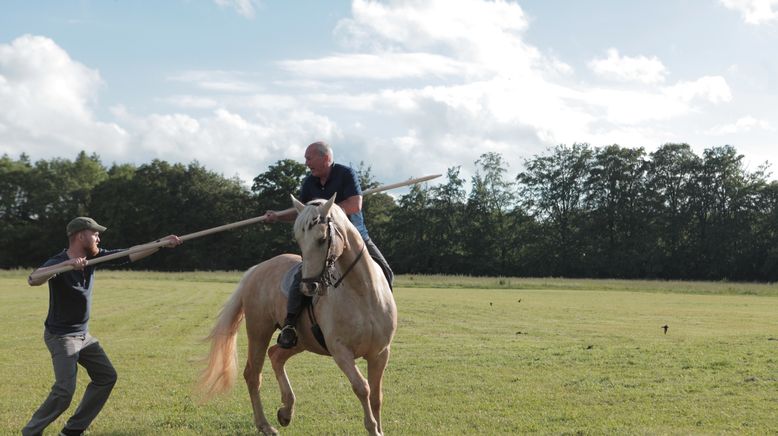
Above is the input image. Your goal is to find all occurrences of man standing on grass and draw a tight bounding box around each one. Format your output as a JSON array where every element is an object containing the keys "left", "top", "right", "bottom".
[{"left": 23, "top": 217, "right": 182, "bottom": 436}]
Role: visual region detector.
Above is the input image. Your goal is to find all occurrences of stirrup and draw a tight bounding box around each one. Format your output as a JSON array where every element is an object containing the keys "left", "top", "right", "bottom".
[{"left": 277, "top": 325, "right": 298, "bottom": 349}]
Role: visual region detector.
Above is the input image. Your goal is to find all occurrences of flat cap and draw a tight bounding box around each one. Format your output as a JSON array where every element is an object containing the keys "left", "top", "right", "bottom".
[{"left": 66, "top": 217, "right": 107, "bottom": 236}]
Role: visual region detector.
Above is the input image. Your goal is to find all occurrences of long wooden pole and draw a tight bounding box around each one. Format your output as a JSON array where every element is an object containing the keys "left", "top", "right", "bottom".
[{"left": 29, "top": 174, "right": 441, "bottom": 281}]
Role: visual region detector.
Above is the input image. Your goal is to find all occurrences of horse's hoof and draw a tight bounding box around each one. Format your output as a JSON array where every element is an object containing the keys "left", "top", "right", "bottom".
[
  {"left": 261, "top": 424, "right": 279, "bottom": 436},
  {"left": 277, "top": 408, "right": 292, "bottom": 427}
]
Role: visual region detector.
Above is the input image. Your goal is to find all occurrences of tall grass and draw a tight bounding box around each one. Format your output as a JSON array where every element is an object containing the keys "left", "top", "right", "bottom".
[{"left": 2, "top": 270, "right": 777, "bottom": 434}]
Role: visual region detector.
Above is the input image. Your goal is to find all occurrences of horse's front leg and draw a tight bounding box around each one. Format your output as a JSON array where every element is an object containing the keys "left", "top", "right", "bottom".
[
  {"left": 331, "top": 346, "right": 380, "bottom": 436},
  {"left": 268, "top": 344, "right": 301, "bottom": 427},
  {"left": 367, "top": 347, "right": 390, "bottom": 435}
]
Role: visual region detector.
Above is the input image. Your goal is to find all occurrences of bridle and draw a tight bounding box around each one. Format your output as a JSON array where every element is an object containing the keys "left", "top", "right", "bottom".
[{"left": 299, "top": 216, "right": 365, "bottom": 295}]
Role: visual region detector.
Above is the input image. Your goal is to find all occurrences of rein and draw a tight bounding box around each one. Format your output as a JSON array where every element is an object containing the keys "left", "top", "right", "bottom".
[{"left": 332, "top": 243, "right": 365, "bottom": 288}]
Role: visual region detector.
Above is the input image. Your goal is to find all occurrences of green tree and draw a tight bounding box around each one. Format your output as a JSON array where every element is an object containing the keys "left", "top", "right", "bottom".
[
  {"left": 694, "top": 145, "right": 769, "bottom": 279},
  {"left": 757, "top": 180, "right": 778, "bottom": 281},
  {"left": 0, "top": 154, "right": 37, "bottom": 266},
  {"left": 466, "top": 152, "right": 517, "bottom": 275},
  {"left": 387, "top": 184, "right": 431, "bottom": 273},
  {"left": 252, "top": 159, "right": 307, "bottom": 207},
  {"left": 4, "top": 152, "right": 109, "bottom": 267},
  {"left": 584, "top": 145, "right": 651, "bottom": 277},
  {"left": 646, "top": 143, "right": 702, "bottom": 278},
  {"left": 250, "top": 159, "right": 307, "bottom": 258},
  {"left": 355, "top": 162, "right": 396, "bottom": 255},
  {"left": 91, "top": 160, "right": 254, "bottom": 270},
  {"left": 517, "top": 144, "right": 593, "bottom": 276},
  {"left": 427, "top": 167, "right": 467, "bottom": 274}
]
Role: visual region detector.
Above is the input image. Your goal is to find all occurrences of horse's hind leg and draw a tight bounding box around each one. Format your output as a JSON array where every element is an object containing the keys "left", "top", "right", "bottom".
[
  {"left": 367, "top": 347, "right": 390, "bottom": 436},
  {"left": 244, "top": 322, "right": 277, "bottom": 436},
  {"left": 268, "top": 344, "right": 302, "bottom": 427}
]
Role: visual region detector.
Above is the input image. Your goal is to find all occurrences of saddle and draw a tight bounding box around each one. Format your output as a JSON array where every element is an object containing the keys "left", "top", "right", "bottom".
[
  {"left": 280, "top": 262, "right": 328, "bottom": 351},
  {"left": 280, "top": 262, "right": 303, "bottom": 299}
]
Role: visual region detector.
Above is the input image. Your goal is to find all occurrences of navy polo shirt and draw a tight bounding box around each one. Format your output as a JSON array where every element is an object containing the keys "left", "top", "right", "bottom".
[
  {"left": 300, "top": 163, "right": 370, "bottom": 241},
  {"left": 41, "top": 248, "right": 127, "bottom": 335}
]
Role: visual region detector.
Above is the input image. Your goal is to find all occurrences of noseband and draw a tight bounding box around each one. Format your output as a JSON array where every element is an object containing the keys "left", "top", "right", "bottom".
[{"left": 300, "top": 216, "right": 365, "bottom": 295}]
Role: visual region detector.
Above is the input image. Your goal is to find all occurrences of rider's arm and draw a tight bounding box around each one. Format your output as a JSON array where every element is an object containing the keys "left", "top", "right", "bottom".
[
  {"left": 264, "top": 208, "right": 298, "bottom": 223},
  {"left": 338, "top": 195, "right": 362, "bottom": 215}
]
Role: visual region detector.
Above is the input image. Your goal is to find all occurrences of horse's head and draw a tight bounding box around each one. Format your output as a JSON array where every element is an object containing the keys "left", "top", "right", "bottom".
[{"left": 292, "top": 194, "right": 346, "bottom": 296}]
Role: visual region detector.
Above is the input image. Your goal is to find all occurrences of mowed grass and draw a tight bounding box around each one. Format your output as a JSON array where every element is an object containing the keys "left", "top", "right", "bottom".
[{"left": 2, "top": 270, "right": 778, "bottom": 435}]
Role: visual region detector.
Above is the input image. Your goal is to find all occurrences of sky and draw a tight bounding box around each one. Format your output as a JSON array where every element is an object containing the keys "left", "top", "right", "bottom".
[{"left": 1, "top": 0, "right": 777, "bottom": 189}]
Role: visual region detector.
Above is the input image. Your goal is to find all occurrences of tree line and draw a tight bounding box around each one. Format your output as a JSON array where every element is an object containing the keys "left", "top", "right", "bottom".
[{"left": 2, "top": 143, "right": 776, "bottom": 281}]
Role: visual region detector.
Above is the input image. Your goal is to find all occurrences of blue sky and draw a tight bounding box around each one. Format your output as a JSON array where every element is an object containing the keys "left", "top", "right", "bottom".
[{"left": 1, "top": 0, "right": 777, "bottom": 187}]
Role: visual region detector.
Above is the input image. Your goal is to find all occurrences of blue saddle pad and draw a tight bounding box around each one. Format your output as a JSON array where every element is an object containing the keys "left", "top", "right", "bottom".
[{"left": 281, "top": 261, "right": 303, "bottom": 298}]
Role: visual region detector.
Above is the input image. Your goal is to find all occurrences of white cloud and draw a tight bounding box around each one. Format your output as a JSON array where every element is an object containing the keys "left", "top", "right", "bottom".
[
  {"left": 334, "top": 0, "right": 546, "bottom": 76},
  {"left": 213, "top": 0, "right": 259, "bottom": 19},
  {"left": 588, "top": 48, "right": 668, "bottom": 84},
  {"left": 110, "top": 105, "right": 343, "bottom": 184},
  {"left": 720, "top": 0, "right": 778, "bottom": 25},
  {"left": 0, "top": 35, "right": 100, "bottom": 124},
  {"left": 664, "top": 76, "right": 732, "bottom": 104},
  {"left": 161, "top": 95, "right": 220, "bottom": 110},
  {"left": 707, "top": 115, "right": 773, "bottom": 135},
  {"left": 271, "top": 1, "right": 741, "bottom": 177},
  {"left": 305, "top": 92, "right": 379, "bottom": 111},
  {"left": 581, "top": 88, "right": 687, "bottom": 125},
  {"left": 279, "top": 53, "right": 472, "bottom": 80},
  {"left": 0, "top": 35, "right": 128, "bottom": 158},
  {"left": 0, "top": 35, "right": 343, "bottom": 183},
  {"left": 338, "top": 0, "right": 530, "bottom": 49},
  {"left": 169, "top": 70, "right": 262, "bottom": 93}
]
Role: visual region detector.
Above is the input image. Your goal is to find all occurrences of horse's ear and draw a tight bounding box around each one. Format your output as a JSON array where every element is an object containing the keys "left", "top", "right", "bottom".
[
  {"left": 291, "top": 195, "right": 306, "bottom": 213},
  {"left": 320, "top": 193, "right": 337, "bottom": 217}
]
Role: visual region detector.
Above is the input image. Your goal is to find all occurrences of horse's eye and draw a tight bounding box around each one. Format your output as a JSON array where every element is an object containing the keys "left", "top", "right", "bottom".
[{"left": 318, "top": 237, "right": 327, "bottom": 245}]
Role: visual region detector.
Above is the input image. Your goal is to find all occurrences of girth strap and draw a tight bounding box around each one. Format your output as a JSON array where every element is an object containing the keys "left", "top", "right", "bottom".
[{"left": 306, "top": 303, "right": 328, "bottom": 352}]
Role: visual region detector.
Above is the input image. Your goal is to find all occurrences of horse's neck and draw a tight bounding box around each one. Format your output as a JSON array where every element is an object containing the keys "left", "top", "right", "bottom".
[{"left": 334, "top": 230, "right": 381, "bottom": 297}]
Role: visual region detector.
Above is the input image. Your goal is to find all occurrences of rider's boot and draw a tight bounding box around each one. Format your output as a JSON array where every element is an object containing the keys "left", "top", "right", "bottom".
[{"left": 277, "top": 314, "right": 298, "bottom": 349}]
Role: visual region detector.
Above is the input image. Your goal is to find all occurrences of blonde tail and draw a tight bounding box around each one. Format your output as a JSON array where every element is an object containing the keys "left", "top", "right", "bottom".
[{"left": 196, "top": 267, "right": 254, "bottom": 401}]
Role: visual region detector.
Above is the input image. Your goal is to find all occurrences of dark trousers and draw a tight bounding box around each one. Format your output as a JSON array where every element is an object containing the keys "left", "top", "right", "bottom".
[
  {"left": 285, "top": 238, "right": 393, "bottom": 324},
  {"left": 365, "top": 238, "right": 394, "bottom": 287},
  {"left": 23, "top": 330, "right": 117, "bottom": 436}
]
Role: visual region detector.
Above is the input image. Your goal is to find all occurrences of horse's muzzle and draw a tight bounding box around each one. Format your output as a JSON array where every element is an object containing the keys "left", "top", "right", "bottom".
[{"left": 301, "top": 281, "right": 327, "bottom": 297}]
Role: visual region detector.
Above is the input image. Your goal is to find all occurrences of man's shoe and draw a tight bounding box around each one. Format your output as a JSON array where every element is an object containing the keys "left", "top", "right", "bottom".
[{"left": 277, "top": 325, "right": 298, "bottom": 349}]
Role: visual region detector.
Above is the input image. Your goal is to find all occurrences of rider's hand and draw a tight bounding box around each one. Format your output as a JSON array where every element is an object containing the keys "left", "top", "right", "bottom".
[
  {"left": 162, "top": 235, "right": 183, "bottom": 248},
  {"left": 264, "top": 211, "right": 279, "bottom": 223}
]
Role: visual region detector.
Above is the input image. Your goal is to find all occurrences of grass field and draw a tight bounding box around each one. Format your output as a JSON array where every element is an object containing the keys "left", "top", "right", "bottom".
[{"left": 2, "top": 270, "right": 778, "bottom": 435}]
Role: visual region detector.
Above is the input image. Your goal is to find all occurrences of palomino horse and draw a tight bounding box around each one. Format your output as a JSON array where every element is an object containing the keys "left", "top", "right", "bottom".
[{"left": 198, "top": 195, "right": 397, "bottom": 435}]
